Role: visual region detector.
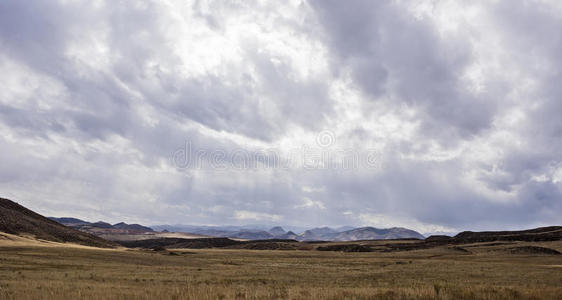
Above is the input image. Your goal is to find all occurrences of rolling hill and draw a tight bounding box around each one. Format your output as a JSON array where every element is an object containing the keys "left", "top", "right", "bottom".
[
  {"left": 49, "top": 217, "right": 154, "bottom": 232},
  {"left": 0, "top": 197, "right": 115, "bottom": 248}
]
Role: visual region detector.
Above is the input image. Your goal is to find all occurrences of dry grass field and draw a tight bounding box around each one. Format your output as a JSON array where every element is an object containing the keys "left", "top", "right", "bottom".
[{"left": 0, "top": 237, "right": 561, "bottom": 299}]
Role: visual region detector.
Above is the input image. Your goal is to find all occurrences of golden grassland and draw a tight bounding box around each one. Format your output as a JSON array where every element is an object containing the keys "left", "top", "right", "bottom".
[{"left": 0, "top": 236, "right": 561, "bottom": 299}]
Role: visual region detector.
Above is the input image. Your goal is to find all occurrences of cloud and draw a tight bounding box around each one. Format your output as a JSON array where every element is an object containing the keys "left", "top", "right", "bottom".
[
  {"left": 0, "top": 0, "right": 561, "bottom": 232},
  {"left": 234, "top": 210, "right": 282, "bottom": 222},
  {"left": 294, "top": 197, "right": 326, "bottom": 210},
  {"left": 309, "top": 0, "right": 497, "bottom": 140}
]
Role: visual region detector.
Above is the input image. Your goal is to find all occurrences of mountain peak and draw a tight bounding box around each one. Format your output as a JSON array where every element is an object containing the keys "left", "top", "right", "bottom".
[{"left": 269, "top": 226, "right": 286, "bottom": 236}]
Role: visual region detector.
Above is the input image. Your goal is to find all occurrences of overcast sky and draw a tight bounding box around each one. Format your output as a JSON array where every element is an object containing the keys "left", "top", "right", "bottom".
[{"left": 1, "top": 0, "right": 561, "bottom": 234}]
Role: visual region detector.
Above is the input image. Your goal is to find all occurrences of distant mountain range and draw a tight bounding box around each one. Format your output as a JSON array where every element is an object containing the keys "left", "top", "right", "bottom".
[
  {"left": 151, "top": 224, "right": 425, "bottom": 241},
  {"left": 49, "top": 217, "right": 425, "bottom": 241},
  {"left": 49, "top": 217, "right": 154, "bottom": 233}
]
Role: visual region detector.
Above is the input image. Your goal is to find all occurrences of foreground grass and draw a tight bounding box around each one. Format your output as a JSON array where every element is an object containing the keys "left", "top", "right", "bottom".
[{"left": 0, "top": 242, "right": 561, "bottom": 299}]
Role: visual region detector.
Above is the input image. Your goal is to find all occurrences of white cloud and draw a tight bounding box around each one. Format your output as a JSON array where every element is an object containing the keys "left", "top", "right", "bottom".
[
  {"left": 234, "top": 210, "right": 282, "bottom": 222},
  {"left": 294, "top": 197, "right": 326, "bottom": 210}
]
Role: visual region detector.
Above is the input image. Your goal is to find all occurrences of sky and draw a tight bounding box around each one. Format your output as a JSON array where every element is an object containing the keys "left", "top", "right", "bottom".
[{"left": 1, "top": 0, "right": 561, "bottom": 234}]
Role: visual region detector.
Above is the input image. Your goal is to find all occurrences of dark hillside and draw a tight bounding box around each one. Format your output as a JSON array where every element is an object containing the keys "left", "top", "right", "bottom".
[
  {"left": 453, "top": 226, "right": 562, "bottom": 243},
  {"left": 0, "top": 197, "right": 115, "bottom": 248}
]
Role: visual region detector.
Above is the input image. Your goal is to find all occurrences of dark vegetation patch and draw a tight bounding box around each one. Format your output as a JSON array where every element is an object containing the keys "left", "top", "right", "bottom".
[
  {"left": 425, "top": 235, "right": 452, "bottom": 242},
  {"left": 118, "top": 238, "right": 305, "bottom": 250},
  {"left": 504, "top": 246, "right": 560, "bottom": 255},
  {"left": 228, "top": 241, "right": 301, "bottom": 250},
  {"left": 118, "top": 237, "right": 242, "bottom": 249},
  {"left": 316, "top": 244, "right": 373, "bottom": 252}
]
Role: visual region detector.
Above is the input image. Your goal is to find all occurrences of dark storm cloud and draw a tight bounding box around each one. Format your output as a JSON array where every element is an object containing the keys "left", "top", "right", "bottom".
[{"left": 309, "top": 0, "right": 496, "bottom": 140}]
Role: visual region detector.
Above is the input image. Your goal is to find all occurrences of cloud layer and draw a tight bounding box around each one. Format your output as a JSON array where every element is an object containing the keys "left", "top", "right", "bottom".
[{"left": 1, "top": 0, "right": 561, "bottom": 233}]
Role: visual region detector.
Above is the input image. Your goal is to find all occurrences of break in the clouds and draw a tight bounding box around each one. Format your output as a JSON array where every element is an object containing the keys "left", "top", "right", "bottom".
[{"left": 1, "top": 0, "right": 561, "bottom": 234}]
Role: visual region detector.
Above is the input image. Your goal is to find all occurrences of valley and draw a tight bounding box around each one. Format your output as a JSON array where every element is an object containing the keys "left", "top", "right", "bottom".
[
  {"left": 1, "top": 197, "right": 561, "bottom": 299},
  {"left": 0, "top": 237, "right": 561, "bottom": 299}
]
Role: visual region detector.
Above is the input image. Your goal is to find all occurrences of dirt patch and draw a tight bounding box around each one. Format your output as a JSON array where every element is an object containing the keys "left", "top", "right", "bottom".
[{"left": 448, "top": 246, "right": 471, "bottom": 253}]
